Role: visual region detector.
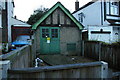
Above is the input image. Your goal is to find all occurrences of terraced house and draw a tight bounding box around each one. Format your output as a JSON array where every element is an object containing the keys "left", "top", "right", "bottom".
[{"left": 73, "top": 0, "right": 120, "bottom": 43}]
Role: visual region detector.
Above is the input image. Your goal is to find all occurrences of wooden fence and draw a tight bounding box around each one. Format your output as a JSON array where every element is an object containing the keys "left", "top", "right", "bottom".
[
  {"left": 83, "top": 41, "right": 120, "bottom": 70},
  {"left": 8, "top": 61, "right": 108, "bottom": 78},
  {"left": 0, "top": 45, "right": 36, "bottom": 69}
]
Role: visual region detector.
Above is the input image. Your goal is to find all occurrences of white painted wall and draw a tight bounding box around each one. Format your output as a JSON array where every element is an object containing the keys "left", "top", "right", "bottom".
[
  {"left": 88, "top": 26, "right": 119, "bottom": 43},
  {"left": 73, "top": 0, "right": 120, "bottom": 43},
  {"left": 73, "top": 0, "right": 119, "bottom": 27},
  {"left": 88, "top": 26, "right": 113, "bottom": 43},
  {"left": 0, "top": 0, "right": 6, "bottom": 9},
  {"left": 73, "top": 0, "right": 102, "bottom": 28}
]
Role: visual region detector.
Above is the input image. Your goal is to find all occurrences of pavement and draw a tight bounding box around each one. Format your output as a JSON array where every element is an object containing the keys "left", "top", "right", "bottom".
[{"left": 38, "top": 54, "right": 96, "bottom": 66}]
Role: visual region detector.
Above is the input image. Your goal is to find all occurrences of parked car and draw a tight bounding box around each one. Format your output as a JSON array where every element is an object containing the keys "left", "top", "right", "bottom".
[{"left": 11, "top": 35, "right": 31, "bottom": 50}]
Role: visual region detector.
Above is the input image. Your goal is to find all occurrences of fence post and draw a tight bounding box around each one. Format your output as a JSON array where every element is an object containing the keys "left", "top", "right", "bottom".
[
  {"left": 0, "top": 60, "right": 11, "bottom": 79},
  {"left": 101, "top": 61, "right": 108, "bottom": 78}
]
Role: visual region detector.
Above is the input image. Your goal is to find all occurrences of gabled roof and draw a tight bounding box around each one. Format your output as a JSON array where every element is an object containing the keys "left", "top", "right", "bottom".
[{"left": 32, "top": 2, "right": 84, "bottom": 30}]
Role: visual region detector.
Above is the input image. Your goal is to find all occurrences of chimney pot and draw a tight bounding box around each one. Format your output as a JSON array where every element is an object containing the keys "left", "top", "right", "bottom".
[{"left": 75, "top": 0, "right": 79, "bottom": 11}]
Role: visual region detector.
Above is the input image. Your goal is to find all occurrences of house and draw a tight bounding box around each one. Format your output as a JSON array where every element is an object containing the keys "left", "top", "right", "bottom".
[
  {"left": 73, "top": 0, "right": 120, "bottom": 43},
  {"left": 32, "top": 2, "right": 83, "bottom": 55},
  {"left": 2, "top": 0, "right": 15, "bottom": 44},
  {"left": 1, "top": 0, "right": 15, "bottom": 52},
  {"left": 1, "top": 0, "right": 31, "bottom": 53}
]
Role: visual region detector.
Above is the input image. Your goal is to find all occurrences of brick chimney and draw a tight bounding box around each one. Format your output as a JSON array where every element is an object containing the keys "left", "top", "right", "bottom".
[{"left": 75, "top": 0, "right": 79, "bottom": 11}]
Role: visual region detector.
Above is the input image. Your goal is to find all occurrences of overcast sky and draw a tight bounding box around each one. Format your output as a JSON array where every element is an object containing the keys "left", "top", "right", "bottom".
[{"left": 14, "top": 0, "right": 91, "bottom": 21}]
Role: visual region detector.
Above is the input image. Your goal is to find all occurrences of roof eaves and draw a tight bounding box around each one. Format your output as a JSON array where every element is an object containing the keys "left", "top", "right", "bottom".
[
  {"left": 12, "top": 17, "right": 30, "bottom": 24},
  {"left": 32, "top": 3, "right": 60, "bottom": 29},
  {"left": 59, "top": 3, "right": 84, "bottom": 29}
]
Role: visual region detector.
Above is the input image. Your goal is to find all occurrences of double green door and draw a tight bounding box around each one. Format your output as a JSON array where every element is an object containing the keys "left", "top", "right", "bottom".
[{"left": 40, "top": 27, "right": 60, "bottom": 54}]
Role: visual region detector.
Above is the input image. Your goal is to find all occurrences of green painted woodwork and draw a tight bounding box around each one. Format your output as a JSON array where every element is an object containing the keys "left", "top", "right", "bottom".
[
  {"left": 32, "top": 2, "right": 84, "bottom": 30},
  {"left": 40, "top": 27, "right": 60, "bottom": 54}
]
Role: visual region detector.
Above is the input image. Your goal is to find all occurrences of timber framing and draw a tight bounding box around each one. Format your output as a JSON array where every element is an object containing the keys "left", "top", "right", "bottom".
[{"left": 32, "top": 2, "right": 83, "bottom": 30}]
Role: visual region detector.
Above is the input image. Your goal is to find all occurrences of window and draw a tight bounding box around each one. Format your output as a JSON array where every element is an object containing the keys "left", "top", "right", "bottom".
[
  {"left": 51, "top": 29, "right": 58, "bottom": 38},
  {"left": 110, "top": 2, "right": 119, "bottom": 15},
  {"left": 106, "top": 1, "right": 119, "bottom": 15},
  {"left": 78, "top": 12, "right": 85, "bottom": 23},
  {"left": 42, "top": 29, "right": 49, "bottom": 38}
]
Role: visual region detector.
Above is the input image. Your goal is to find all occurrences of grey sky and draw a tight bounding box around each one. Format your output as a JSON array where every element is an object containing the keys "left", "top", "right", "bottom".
[{"left": 14, "top": 0, "right": 91, "bottom": 21}]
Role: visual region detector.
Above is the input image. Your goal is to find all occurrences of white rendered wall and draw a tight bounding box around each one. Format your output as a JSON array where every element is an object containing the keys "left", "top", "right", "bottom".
[
  {"left": 88, "top": 26, "right": 113, "bottom": 43},
  {"left": 73, "top": 0, "right": 102, "bottom": 28},
  {"left": 73, "top": 0, "right": 120, "bottom": 43},
  {"left": 88, "top": 26, "right": 119, "bottom": 43},
  {"left": 73, "top": 0, "right": 114, "bottom": 27},
  {"left": 0, "top": 0, "right": 6, "bottom": 9}
]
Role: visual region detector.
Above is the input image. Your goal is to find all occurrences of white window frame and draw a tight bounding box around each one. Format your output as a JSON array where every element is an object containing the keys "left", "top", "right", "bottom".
[
  {"left": 78, "top": 12, "right": 85, "bottom": 23},
  {"left": 110, "top": 2, "right": 119, "bottom": 15}
]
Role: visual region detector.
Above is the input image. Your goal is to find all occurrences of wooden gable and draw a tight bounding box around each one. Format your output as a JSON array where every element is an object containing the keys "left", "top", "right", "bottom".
[
  {"left": 41, "top": 8, "right": 75, "bottom": 27},
  {"left": 32, "top": 2, "right": 83, "bottom": 30}
]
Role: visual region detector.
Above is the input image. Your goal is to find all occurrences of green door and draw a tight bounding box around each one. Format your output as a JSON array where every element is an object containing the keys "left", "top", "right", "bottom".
[{"left": 40, "top": 27, "right": 60, "bottom": 54}]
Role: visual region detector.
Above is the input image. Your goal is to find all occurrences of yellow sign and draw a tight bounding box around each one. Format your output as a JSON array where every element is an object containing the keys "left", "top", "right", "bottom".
[
  {"left": 47, "top": 37, "right": 50, "bottom": 40},
  {"left": 47, "top": 37, "right": 50, "bottom": 43}
]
